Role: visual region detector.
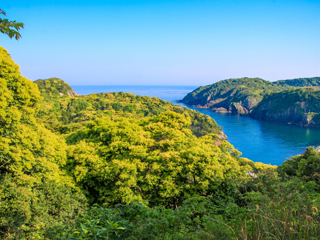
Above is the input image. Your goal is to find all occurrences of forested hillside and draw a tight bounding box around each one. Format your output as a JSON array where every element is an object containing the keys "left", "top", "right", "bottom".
[
  {"left": 181, "top": 77, "right": 320, "bottom": 127},
  {"left": 35, "top": 77, "right": 79, "bottom": 97},
  {"left": 35, "top": 80, "right": 225, "bottom": 138},
  {"left": 251, "top": 88, "right": 320, "bottom": 126},
  {"left": 275, "top": 77, "right": 320, "bottom": 88},
  {"left": 1, "top": 47, "right": 320, "bottom": 239},
  {"left": 181, "top": 77, "right": 290, "bottom": 114}
]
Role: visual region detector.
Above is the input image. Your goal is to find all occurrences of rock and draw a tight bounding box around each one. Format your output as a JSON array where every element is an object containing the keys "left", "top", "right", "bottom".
[
  {"left": 214, "top": 107, "right": 229, "bottom": 113},
  {"left": 218, "top": 133, "right": 228, "bottom": 140},
  {"left": 229, "top": 102, "right": 249, "bottom": 114}
]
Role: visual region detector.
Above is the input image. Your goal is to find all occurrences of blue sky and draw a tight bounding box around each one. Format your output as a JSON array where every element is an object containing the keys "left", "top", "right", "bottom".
[{"left": 1, "top": 0, "right": 319, "bottom": 85}]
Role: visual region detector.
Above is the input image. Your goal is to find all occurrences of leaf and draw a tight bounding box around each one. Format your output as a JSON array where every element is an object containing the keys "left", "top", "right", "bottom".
[{"left": 80, "top": 223, "right": 89, "bottom": 234}]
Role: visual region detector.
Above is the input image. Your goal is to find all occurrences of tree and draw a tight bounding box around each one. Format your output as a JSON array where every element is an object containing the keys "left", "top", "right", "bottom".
[
  {"left": 0, "top": 8, "right": 24, "bottom": 40},
  {"left": 0, "top": 47, "right": 87, "bottom": 238},
  {"left": 65, "top": 112, "right": 251, "bottom": 207}
]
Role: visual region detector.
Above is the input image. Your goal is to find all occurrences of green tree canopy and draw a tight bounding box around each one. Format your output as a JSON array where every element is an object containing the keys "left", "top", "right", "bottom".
[
  {"left": 66, "top": 111, "right": 253, "bottom": 206},
  {"left": 0, "top": 47, "right": 86, "bottom": 237}
]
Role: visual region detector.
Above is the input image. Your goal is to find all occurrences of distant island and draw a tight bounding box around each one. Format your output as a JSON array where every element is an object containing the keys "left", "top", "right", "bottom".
[{"left": 180, "top": 77, "right": 320, "bottom": 127}]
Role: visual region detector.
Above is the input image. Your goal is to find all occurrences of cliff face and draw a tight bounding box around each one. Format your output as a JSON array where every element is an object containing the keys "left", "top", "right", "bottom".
[
  {"left": 250, "top": 101, "right": 317, "bottom": 126},
  {"left": 197, "top": 96, "right": 260, "bottom": 115},
  {"left": 60, "top": 89, "right": 80, "bottom": 97}
]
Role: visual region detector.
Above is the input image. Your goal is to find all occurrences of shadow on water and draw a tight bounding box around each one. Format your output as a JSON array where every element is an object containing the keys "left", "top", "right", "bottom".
[{"left": 72, "top": 85, "right": 320, "bottom": 166}]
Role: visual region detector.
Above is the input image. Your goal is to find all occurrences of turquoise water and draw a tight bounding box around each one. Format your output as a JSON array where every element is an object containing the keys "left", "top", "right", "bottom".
[{"left": 72, "top": 85, "right": 320, "bottom": 166}]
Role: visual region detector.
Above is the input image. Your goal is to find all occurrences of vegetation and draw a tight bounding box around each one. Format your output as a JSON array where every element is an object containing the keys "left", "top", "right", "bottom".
[
  {"left": 0, "top": 47, "right": 86, "bottom": 238},
  {"left": 251, "top": 88, "right": 320, "bottom": 125},
  {"left": 182, "top": 77, "right": 290, "bottom": 106},
  {"left": 0, "top": 8, "right": 24, "bottom": 40},
  {"left": 35, "top": 78, "right": 78, "bottom": 98},
  {"left": 35, "top": 81, "right": 223, "bottom": 137},
  {"left": 275, "top": 77, "right": 320, "bottom": 88},
  {"left": 1, "top": 47, "right": 320, "bottom": 239},
  {"left": 182, "top": 77, "right": 320, "bottom": 126}
]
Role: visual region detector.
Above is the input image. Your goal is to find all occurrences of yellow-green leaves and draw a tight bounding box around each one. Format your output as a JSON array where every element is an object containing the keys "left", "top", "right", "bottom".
[
  {"left": 0, "top": 48, "right": 87, "bottom": 237},
  {"left": 0, "top": 47, "right": 69, "bottom": 186},
  {"left": 67, "top": 111, "right": 247, "bottom": 206}
]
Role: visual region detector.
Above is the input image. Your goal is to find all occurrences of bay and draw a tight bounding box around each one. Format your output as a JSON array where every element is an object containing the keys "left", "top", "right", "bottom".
[{"left": 72, "top": 85, "right": 320, "bottom": 166}]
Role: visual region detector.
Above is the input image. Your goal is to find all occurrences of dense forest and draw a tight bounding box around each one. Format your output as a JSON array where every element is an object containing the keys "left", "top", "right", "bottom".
[
  {"left": 1, "top": 47, "right": 320, "bottom": 239},
  {"left": 34, "top": 78, "right": 224, "bottom": 138},
  {"left": 275, "top": 77, "right": 320, "bottom": 88},
  {"left": 251, "top": 88, "right": 320, "bottom": 126},
  {"left": 35, "top": 78, "right": 79, "bottom": 98},
  {"left": 181, "top": 77, "right": 320, "bottom": 126}
]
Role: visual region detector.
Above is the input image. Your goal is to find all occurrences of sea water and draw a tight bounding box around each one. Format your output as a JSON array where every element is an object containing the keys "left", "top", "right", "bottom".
[{"left": 72, "top": 85, "right": 320, "bottom": 166}]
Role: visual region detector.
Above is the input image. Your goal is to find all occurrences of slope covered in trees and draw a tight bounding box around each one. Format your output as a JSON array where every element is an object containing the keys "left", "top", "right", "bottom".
[
  {"left": 35, "top": 83, "right": 225, "bottom": 138},
  {"left": 1, "top": 47, "right": 320, "bottom": 239},
  {"left": 0, "top": 47, "right": 86, "bottom": 237},
  {"left": 35, "top": 77, "right": 79, "bottom": 98},
  {"left": 181, "top": 77, "right": 290, "bottom": 114},
  {"left": 181, "top": 77, "right": 320, "bottom": 126},
  {"left": 251, "top": 88, "right": 320, "bottom": 126},
  {"left": 275, "top": 77, "right": 320, "bottom": 88}
]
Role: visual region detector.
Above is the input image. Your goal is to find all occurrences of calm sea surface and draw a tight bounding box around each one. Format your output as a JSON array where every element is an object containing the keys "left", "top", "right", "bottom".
[{"left": 72, "top": 85, "right": 320, "bottom": 166}]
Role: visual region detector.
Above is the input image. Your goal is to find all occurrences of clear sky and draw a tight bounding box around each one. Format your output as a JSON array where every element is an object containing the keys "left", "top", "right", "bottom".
[{"left": 1, "top": 0, "right": 319, "bottom": 85}]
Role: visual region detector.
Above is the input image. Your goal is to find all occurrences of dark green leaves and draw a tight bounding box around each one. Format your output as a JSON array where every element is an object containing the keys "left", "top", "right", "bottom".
[{"left": 0, "top": 9, "right": 24, "bottom": 40}]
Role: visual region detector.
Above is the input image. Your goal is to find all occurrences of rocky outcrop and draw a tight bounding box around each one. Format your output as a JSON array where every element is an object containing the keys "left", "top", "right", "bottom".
[
  {"left": 59, "top": 90, "right": 80, "bottom": 97},
  {"left": 208, "top": 97, "right": 260, "bottom": 115},
  {"left": 250, "top": 100, "right": 320, "bottom": 127},
  {"left": 35, "top": 78, "right": 80, "bottom": 98}
]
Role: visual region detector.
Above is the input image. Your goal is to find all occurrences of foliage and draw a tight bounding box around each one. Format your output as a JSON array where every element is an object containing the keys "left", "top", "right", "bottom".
[
  {"left": 65, "top": 112, "right": 250, "bottom": 206},
  {"left": 36, "top": 86, "right": 222, "bottom": 137},
  {"left": 0, "top": 47, "right": 86, "bottom": 239},
  {"left": 2, "top": 47, "right": 320, "bottom": 239},
  {"left": 49, "top": 197, "right": 212, "bottom": 240},
  {"left": 278, "top": 146, "right": 320, "bottom": 183},
  {"left": 182, "top": 77, "right": 320, "bottom": 126},
  {"left": 251, "top": 88, "right": 320, "bottom": 125},
  {"left": 204, "top": 171, "right": 320, "bottom": 240},
  {"left": 0, "top": 9, "right": 24, "bottom": 40},
  {"left": 182, "top": 77, "right": 290, "bottom": 106},
  {"left": 49, "top": 171, "right": 320, "bottom": 240},
  {"left": 275, "top": 77, "right": 320, "bottom": 88},
  {"left": 34, "top": 77, "right": 77, "bottom": 98},
  {"left": 0, "top": 176, "right": 87, "bottom": 239}
]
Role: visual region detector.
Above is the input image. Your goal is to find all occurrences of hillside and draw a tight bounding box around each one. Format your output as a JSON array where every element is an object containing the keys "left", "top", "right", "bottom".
[
  {"left": 181, "top": 77, "right": 289, "bottom": 114},
  {"left": 36, "top": 79, "right": 226, "bottom": 139},
  {"left": 251, "top": 88, "right": 320, "bottom": 126},
  {"left": 35, "top": 77, "right": 79, "bottom": 98},
  {"left": 2, "top": 46, "right": 320, "bottom": 239},
  {"left": 275, "top": 77, "right": 320, "bottom": 88},
  {"left": 181, "top": 77, "right": 320, "bottom": 127}
]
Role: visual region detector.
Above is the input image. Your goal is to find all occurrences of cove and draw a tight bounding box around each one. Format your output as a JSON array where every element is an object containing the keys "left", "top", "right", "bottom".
[{"left": 72, "top": 85, "right": 320, "bottom": 165}]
